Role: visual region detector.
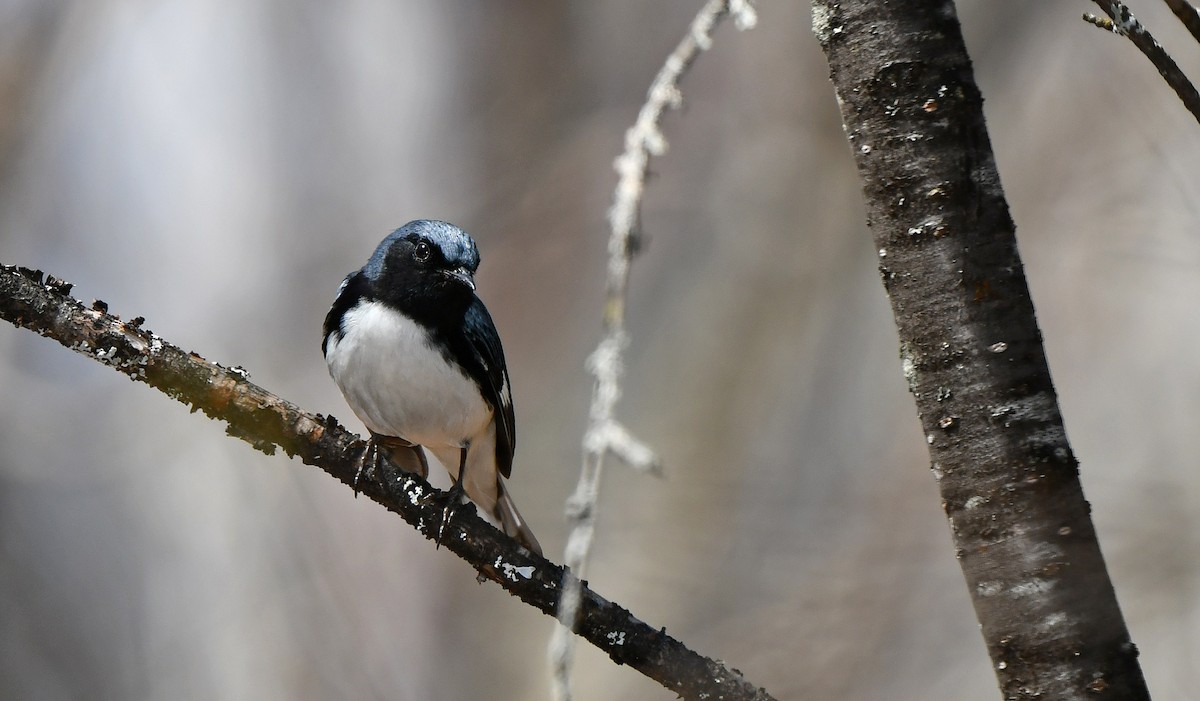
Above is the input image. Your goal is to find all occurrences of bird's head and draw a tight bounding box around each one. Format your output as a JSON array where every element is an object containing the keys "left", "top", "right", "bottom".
[{"left": 362, "top": 220, "right": 482, "bottom": 314}]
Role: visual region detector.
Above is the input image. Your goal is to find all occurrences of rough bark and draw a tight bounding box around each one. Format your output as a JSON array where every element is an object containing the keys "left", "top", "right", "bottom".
[
  {"left": 811, "top": 1, "right": 1151, "bottom": 699},
  {"left": 0, "top": 263, "right": 775, "bottom": 701}
]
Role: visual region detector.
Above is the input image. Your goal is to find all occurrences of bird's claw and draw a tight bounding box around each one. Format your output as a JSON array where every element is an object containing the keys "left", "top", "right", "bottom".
[
  {"left": 435, "top": 482, "right": 466, "bottom": 549},
  {"left": 352, "top": 438, "right": 381, "bottom": 498}
]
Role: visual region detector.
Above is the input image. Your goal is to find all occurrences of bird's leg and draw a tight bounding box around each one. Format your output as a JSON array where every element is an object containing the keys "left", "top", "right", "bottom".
[
  {"left": 437, "top": 446, "right": 469, "bottom": 548},
  {"left": 352, "top": 435, "right": 388, "bottom": 498}
]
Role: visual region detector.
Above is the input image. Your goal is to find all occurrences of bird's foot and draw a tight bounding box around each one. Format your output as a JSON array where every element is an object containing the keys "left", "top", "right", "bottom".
[
  {"left": 352, "top": 438, "right": 382, "bottom": 498},
  {"left": 436, "top": 481, "right": 467, "bottom": 549}
]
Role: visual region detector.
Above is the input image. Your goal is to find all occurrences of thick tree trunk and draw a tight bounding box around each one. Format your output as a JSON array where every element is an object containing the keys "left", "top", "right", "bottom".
[{"left": 811, "top": 1, "right": 1151, "bottom": 699}]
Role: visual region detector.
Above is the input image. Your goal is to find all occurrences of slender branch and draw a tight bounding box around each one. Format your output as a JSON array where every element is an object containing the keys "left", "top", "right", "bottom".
[
  {"left": 1162, "top": 0, "right": 1200, "bottom": 45},
  {"left": 1084, "top": 0, "right": 1200, "bottom": 124},
  {"left": 550, "top": 2, "right": 757, "bottom": 699},
  {"left": 0, "top": 263, "right": 776, "bottom": 701},
  {"left": 813, "top": 0, "right": 1150, "bottom": 698}
]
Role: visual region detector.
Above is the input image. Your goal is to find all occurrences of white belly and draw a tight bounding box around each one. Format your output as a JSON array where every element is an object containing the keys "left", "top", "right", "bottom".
[{"left": 325, "top": 300, "right": 491, "bottom": 448}]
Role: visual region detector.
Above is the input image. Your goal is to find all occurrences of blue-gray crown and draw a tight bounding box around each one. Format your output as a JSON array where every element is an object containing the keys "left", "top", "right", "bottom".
[{"left": 363, "top": 220, "right": 480, "bottom": 279}]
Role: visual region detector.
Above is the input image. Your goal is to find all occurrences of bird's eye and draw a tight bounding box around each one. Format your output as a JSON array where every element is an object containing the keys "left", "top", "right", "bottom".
[{"left": 413, "top": 241, "right": 432, "bottom": 262}]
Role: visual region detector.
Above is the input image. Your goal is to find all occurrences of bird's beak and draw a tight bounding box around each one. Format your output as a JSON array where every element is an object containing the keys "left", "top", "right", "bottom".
[{"left": 443, "top": 266, "right": 476, "bottom": 291}]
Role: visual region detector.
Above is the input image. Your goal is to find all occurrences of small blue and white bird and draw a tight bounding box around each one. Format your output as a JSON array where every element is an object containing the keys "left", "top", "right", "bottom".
[{"left": 322, "top": 220, "right": 540, "bottom": 554}]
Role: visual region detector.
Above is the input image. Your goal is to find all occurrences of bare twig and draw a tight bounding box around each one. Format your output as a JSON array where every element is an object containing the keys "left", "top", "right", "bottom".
[
  {"left": 549, "top": 1, "right": 757, "bottom": 699},
  {"left": 1162, "top": 0, "right": 1200, "bottom": 45},
  {"left": 1085, "top": 0, "right": 1200, "bottom": 124},
  {"left": 0, "top": 263, "right": 777, "bottom": 701}
]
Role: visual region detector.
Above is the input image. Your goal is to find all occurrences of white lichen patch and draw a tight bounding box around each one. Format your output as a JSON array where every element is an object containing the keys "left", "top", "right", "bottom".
[
  {"left": 606, "top": 630, "right": 626, "bottom": 646},
  {"left": 963, "top": 495, "right": 987, "bottom": 510},
  {"left": 95, "top": 346, "right": 118, "bottom": 362},
  {"left": 907, "top": 217, "right": 944, "bottom": 238},
  {"left": 900, "top": 343, "right": 919, "bottom": 393},
  {"left": 1039, "top": 612, "right": 1068, "bottom": 633},
  {"left": 976, "top": 580, "right": 1003, "bottom": 597},
  {"left": 494, "top": 556, "right": 535, "bottom": 582},
  {"left": 811, "top": 3, "right": 839, "bottom": 42},
  {"left": 1009, "top": 578, "right": 1055, "bottom": 598}
]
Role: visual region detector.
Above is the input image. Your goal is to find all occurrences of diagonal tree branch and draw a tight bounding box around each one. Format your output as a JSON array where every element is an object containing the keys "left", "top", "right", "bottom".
[
  {"left": 813, "top": 1, "right": 1151, "bottom": 698},
  {"left": 0, "top": 263, "right": 776, "bottom": 701},
  {"left": 1162, "top": 0, "right": 1200, "bottom": 44},
  {"left": 1084, "top": 0, "right": 1200, "bottom": 124}
]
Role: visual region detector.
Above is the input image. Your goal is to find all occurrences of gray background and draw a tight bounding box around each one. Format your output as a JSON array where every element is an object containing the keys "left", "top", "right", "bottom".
[{"left": 2, "top": 2, "right": 1198, "bottom": 699}]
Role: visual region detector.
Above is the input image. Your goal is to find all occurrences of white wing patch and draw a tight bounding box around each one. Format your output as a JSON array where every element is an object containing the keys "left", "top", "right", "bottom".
[{"left": 499, "top": 376, "right": 512, "bottom": 412}]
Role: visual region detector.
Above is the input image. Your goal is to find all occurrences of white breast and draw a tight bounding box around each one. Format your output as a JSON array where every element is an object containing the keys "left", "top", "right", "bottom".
[{"left": 324, "top": 300, "right": 491, "bottom": 448}]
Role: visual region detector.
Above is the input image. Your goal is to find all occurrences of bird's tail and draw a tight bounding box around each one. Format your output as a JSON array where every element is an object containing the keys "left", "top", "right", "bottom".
[{"left": 495, "top": 482, "right": 541, "bottom": 555}]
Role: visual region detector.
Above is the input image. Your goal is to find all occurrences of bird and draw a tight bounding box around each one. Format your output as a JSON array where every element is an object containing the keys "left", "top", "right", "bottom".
[{"left": 322, "top": 219, "right": 541, "bottom": 554}]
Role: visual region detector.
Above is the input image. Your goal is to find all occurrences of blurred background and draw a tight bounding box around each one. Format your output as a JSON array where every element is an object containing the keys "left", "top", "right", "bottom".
[{"left": 2, "top": 1, "right": 1199, "bottom": 699}]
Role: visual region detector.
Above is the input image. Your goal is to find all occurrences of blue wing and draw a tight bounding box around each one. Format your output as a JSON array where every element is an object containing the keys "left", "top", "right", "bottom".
[{"left": 462, "top": 297, "right": 516, "bottom": 478}]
